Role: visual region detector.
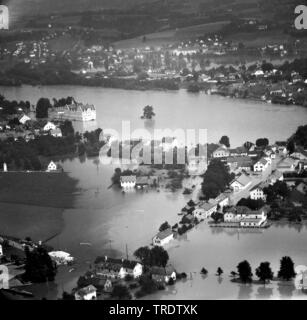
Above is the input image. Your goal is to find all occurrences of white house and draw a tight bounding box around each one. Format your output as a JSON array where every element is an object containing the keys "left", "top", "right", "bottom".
[
  {"left": 193, "top": 200, "right": 217, "bottom": 220},
  {"left": 212, "top": 145, "right": 230, "bottom": 158},
  {"left": 230, "top": 173, "right": 252, "bottom": 192},
  {"left": 224, "top": 206, "right": 268, "bottom": 227},
  {"left": 19, "top": 114, "right": 31, "bottom": 125},
  {"left": 120, "top": 176, "right": 136, "bottom": 189},
  {"left": 250, "top": 183, "right": 266, "bottom": 201},
  {"left": 152, "top": 228, "right": 174, "bottom": 246},
  {"left": 43, "top": 121, "right": 57, "bottom": 131},
  {"left": 119, "top": 261, "right": 143, "bottom": 279},
  {"left": 74, "top": 285, "right": 97, "bottom": 300},
  {"left": 46, "top": 161, "right": 57, "bottom": 172},
  {"left": 253, "top": 158, "right": 269, "bottom": 172}
]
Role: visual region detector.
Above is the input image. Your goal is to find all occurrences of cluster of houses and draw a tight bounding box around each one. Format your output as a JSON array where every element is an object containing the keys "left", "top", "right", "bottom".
[
  {"left": 223, "top": 206, "right": 269, "bottom": 228},
  {"left": 74, "top": 256, "right": 176, "bottom": 300},
  {"left": 120, "top": 175, "right": 158, "bottom": 190},
  {"left": 0, "top": 114, "right": 64, "bottom": 141}
]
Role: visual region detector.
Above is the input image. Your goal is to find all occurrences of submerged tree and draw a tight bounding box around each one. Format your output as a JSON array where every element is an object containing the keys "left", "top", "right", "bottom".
[
  {"left": 255, "top": 262, "right": 274, "bottom": 284},
  {"left": 278, "top": 256, "right": 296, "bottom": 281},
  {"left": 141, "top": 105, "right": 155, "bottom": 120},
  {"left": 216, "top": 267, "right": 223, "bottom": 276},
  {"left": 237, "top": 260, "right": 253, "bottom": 283}
]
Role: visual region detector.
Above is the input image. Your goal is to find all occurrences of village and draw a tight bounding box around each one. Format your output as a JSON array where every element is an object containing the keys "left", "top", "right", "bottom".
[{"left": 1, "top": 89, "right": 307, "bottom": 299}]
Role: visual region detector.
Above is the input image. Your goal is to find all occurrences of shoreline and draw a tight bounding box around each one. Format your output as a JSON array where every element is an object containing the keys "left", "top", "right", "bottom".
[{"left": 1, "top": 83, "right": 306, "bottom": 109}]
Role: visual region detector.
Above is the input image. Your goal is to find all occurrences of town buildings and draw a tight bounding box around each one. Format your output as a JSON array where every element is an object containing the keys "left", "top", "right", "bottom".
[
  {"left": 276, "top": 157, "right": 298, "bottom": 173},
  {"left": 94, "top": 257, "right": 143, "bottom": 280},
  {"left": 212, "top": 145, "right": 230, "bottom": 158},
  {"left": 253, "top": 157, "right": 270, "bottom": 172},
  {"left": 230, "top": 173, "right": 252, "bottom": 192},
  {"left": 224, "top": 206, "right": 268, "bottom": 227},
  {"left": 151, "top": 266, "right": 176, "bottom": 284},
  {"left": 52, "top": 103, "right": 96, "bottom": 122}
]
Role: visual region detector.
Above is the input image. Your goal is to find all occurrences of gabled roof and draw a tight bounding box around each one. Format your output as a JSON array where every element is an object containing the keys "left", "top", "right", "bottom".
[
  {"left": 277, "top": 158, "right": 297, "bottom": 168},
  {"left": 257, "top": 158, "right": 268, "bottom": 166},
  {"left": 231, "top": 173, "right": 251, "bottom": 187},
  {"left": 76, "top": 285, "right": 97, "bottom": 296},
  {"left": 120, "top": 175, "right": 137, "bottom": 183},
  {"left": 151, "top": 265, "right": 176, "bottom": 276},
  {"left": 154, "top": 228, "right": 173, "bottom": 241}
]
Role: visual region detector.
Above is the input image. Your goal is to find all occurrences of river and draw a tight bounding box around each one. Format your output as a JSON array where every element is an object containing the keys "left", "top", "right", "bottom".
[{"left": 1, "top": 85, "right": 307, "bottom": 300}]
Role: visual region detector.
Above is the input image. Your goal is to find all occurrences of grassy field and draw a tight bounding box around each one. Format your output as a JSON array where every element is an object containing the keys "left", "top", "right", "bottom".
[
  {"left": 0, "top": 202, "right": 64, "bottom": 242},
  {"left": 0, "top": 171, "right": 79, "bottom": 241},
  {"left": 0, "top": 172, "right": 79, "bottom": 208}
]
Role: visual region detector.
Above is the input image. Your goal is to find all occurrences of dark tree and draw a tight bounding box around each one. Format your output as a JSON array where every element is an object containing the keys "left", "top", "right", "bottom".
[
  {"left": 278, "top": 256, "right": 296, "bottom": 280},
  {"left": 150, "top": 246, "right": 169, "bottom": 268},
  {"left": 255, "top": 262, "right": 274, "bottom": 284},
  {"left": 24, "top": 246, "right": 57, "bottom": 283},
  {"left": 216, "top": 267, "right": 223, "bottom": 276},
  {"left": 111, "top": 284, "right": 131, "bottom": 300},
  {"left": 255, "top": 138, "right": 269, "bottom": 148},
  {"left": 159, "top": 221, "right": 171, "bottom": 232},
  {"left": 219, "top": 136, "right": 230, "bottom": 148},
  {"left": 237, "top": 260, "right": 253, "bottom": 283},
  {"left": 134, "top": 246, "right": 152, "bottom": 266},
  {"left": 36, "top": 98, "right": 51, "bottom": 118},
  {"left": 201, "top": 268, "right": 208, "bottom": 275},
  {"left": 286, "top": 140, "right": 295, "bottom": 155},
  {"left": 134, "top": 246, "right": 169, "bottom": 267},
  {"left": 60, "top": 120, "right": 75, "bottom": 137},
  {"left": 201, "top": 159, "right": 233, "bottom": 200},
  {"left": 237, "top": 198, "right": 265, "bottom": 210},
  {"left": 141, "top": 105, "right": 155, "bottom": 120}
]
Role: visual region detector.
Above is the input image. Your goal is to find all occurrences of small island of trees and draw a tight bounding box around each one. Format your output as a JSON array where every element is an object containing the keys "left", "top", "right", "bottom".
[{"left": 141, "top": 105, "right": 155, "bottom": 120}]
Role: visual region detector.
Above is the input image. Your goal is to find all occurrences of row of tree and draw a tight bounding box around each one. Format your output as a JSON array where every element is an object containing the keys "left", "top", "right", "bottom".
[{"left": 206, "top": 256, "right": 296, "bottom": 284}]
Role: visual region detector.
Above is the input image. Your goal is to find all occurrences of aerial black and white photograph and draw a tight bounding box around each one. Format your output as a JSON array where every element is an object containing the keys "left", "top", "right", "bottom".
[{"left": 0, "top": 0, "right": 307, "bottom": 303}]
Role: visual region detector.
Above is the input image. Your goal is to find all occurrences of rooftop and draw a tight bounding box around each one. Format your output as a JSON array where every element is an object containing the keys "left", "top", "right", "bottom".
[
  {"left": 155, "top": 228, "right": 173, "bottom": 241},
  {"left": 120, "top": 175, "right": 137, "bottom": 183}
]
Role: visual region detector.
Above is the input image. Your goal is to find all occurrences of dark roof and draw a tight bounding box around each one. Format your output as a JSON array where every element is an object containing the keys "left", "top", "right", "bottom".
[
  {"left": 154, "top": 228, "right": 173, "bottom": 240},
  {"left": 95, "top": 257, "right": 140, "bottom": 270}
]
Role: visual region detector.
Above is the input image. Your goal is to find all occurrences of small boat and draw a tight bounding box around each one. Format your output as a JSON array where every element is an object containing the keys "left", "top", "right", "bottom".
[{"left": 80, "top": 242, "right": 92, "bottom": 246}]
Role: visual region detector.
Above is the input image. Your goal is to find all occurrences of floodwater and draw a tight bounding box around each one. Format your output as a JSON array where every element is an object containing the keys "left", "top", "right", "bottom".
[{"left": 1, "top": 85, "right": 307, "bottom": 299}]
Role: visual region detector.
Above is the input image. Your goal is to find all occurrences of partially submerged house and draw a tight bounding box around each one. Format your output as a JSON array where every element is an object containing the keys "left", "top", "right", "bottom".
[
  {"left": 151, "top": 265, "right": 176, "bottom": 284},
  {"left": 152, "top": 228, "right": 174, "bottom": 246},
  {"left": 224, "top": 206, "right": 268, "bottom": 227}
]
